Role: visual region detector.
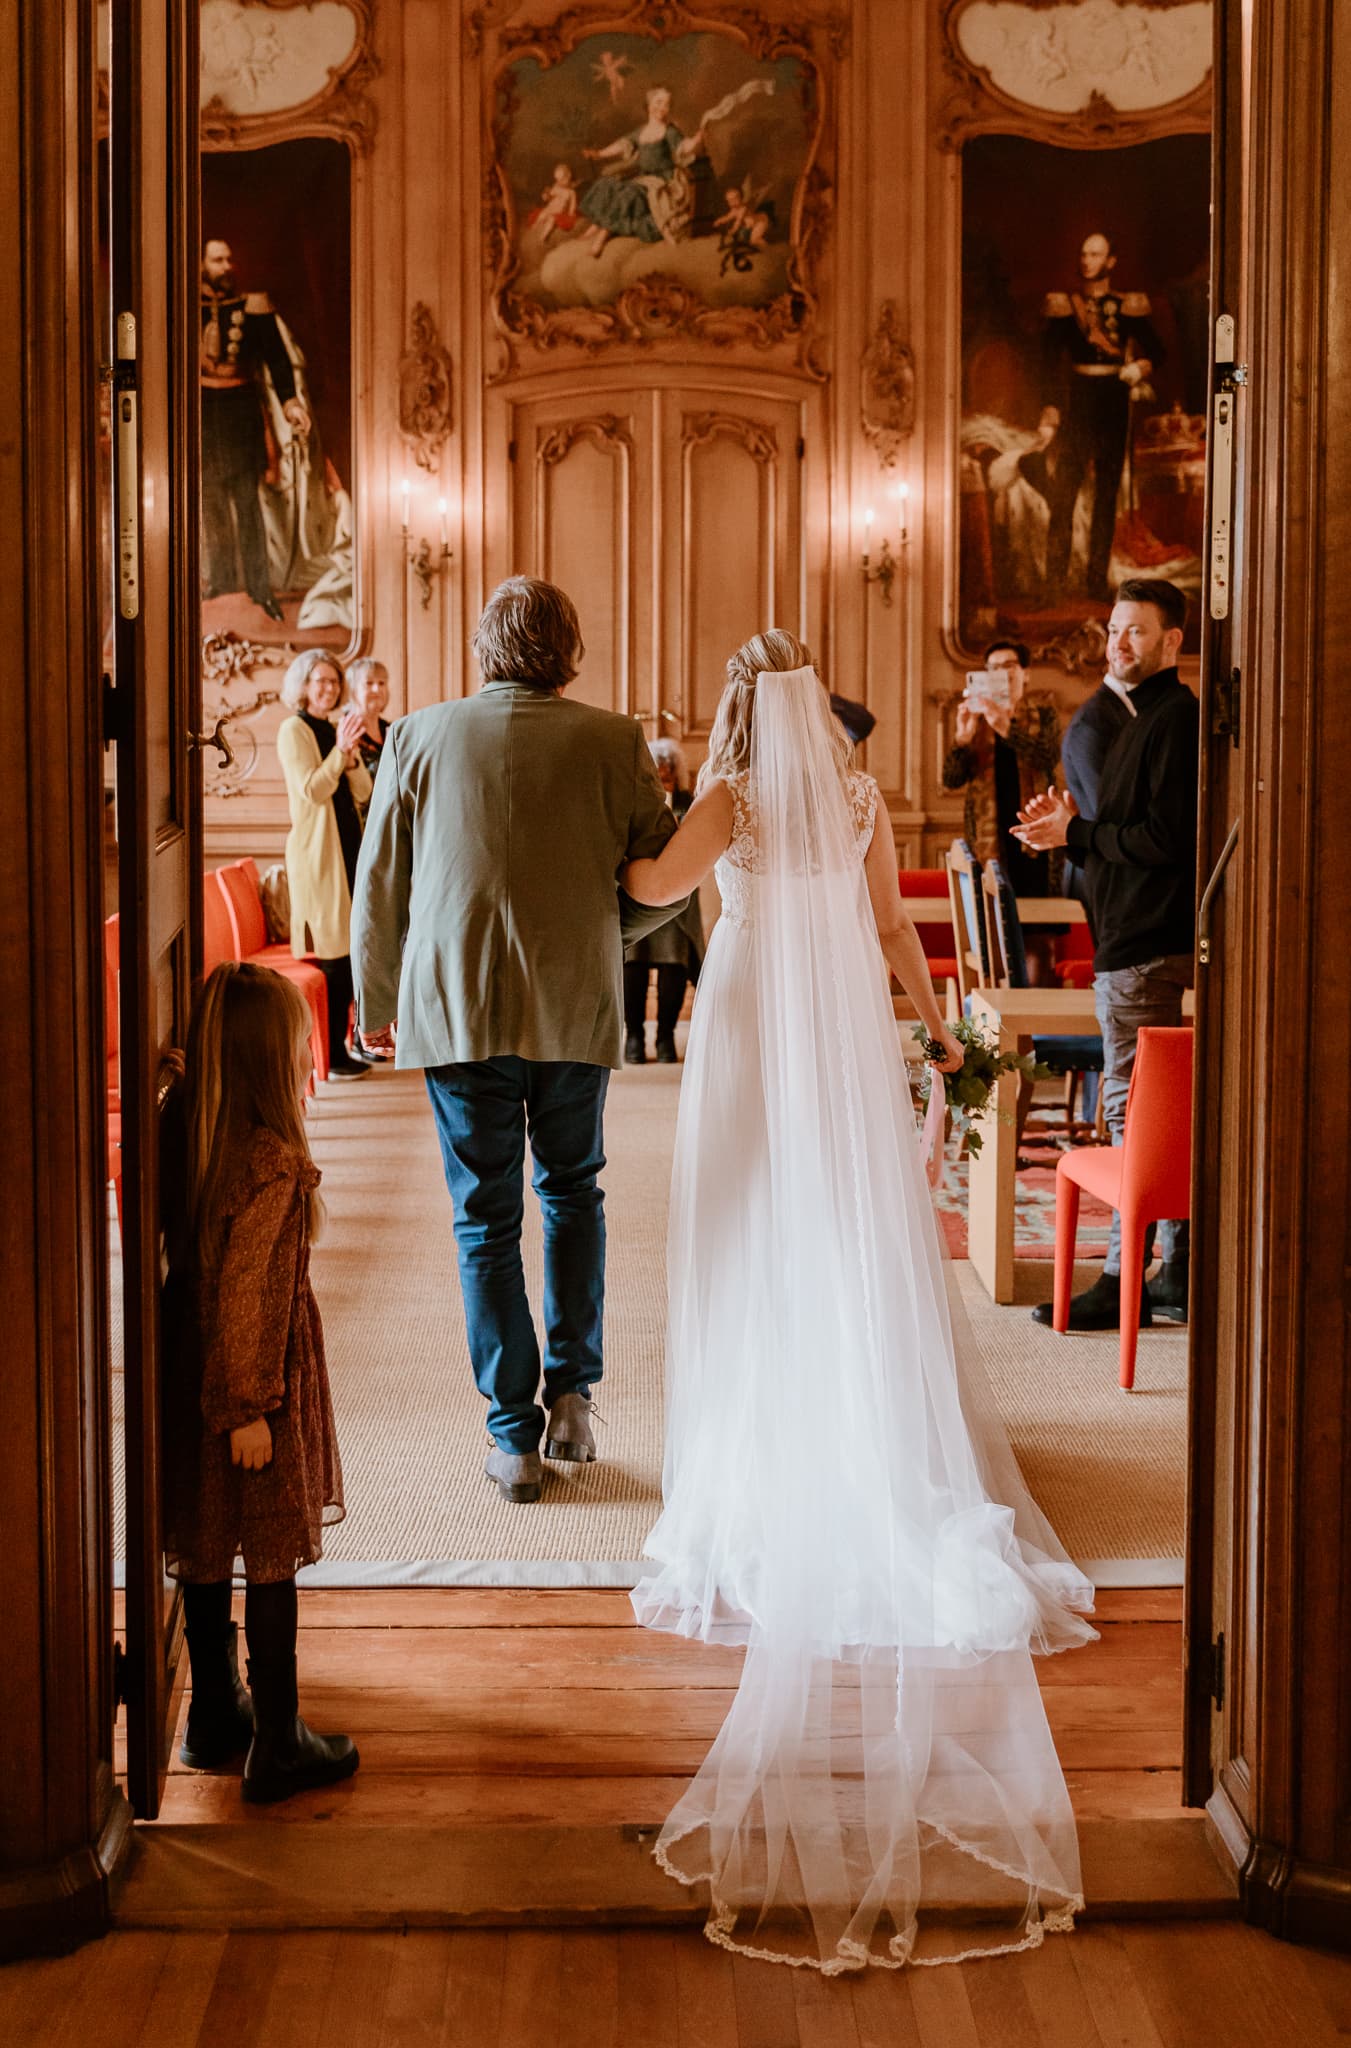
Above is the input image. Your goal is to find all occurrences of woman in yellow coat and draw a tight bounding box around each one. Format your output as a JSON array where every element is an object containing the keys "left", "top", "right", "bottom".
[{"left": 277, "top": 650, "right": 372, "bottom": 1079}]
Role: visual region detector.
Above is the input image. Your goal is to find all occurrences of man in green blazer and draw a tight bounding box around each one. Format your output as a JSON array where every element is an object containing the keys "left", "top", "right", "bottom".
[{"left": 351, "top": 577, "right": 686, "bottom": 1503}]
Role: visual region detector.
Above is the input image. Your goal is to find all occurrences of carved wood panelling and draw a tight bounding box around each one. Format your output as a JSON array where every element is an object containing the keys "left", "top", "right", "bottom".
[
  {"left": 860, "top": 300, "right": 915, "bottom": 470},
  {"left": 398, "top": 302, "right": 455, "bottom": 473},
  {"left": 519, "top": 407, "right": 638, "bottom": 715},
  {"left": 200, "top": 0, "right": 379, "bottom": 152}
]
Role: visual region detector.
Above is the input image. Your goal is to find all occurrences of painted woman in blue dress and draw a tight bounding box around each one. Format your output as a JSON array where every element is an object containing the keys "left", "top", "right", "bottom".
[{"left": 579, "top": 85, "right": 706, "bottom": 256}]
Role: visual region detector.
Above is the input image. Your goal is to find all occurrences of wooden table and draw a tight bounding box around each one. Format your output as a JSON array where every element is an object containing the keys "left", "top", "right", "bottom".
[
  {"left": 966, "top": 986, "right": 1102, "bottom": 1303},
  {"left": 900, "top": 894, "right": 1087, "bottom": 924}
]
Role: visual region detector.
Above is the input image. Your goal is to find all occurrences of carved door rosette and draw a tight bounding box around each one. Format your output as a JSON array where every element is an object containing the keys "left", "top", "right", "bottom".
[
  {"left": 936, "top": 0, "right": 1212, "bottom": 154},
  {"left": 199, "top": 0, "right": 379, "bottom": 153},
  {"left": 861, "top": 301, "right": 915, "bottom": 472},
  {"left": 198, "top": 632, "right": 293, "bottom": 798},
  {"left": 398, "top": 302, "right": 454, "bottom": 474},
  {"left": 480, "top": 1, "right": 844, "bottom": 382}
]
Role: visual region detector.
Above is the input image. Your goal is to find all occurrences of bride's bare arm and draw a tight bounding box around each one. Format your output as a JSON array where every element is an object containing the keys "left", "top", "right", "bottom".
[
  {"left": 621, "top": 781, "right": 735, "bottom": 906},
  {"left": 863, "top": 804, "right": 963, "bottom": 1069}
]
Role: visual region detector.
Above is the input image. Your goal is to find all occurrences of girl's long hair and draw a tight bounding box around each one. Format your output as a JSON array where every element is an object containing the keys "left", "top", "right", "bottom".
[
  {"left": 698, "top": 627, "right": 853, "bottom": 793},
  {"left": 184, "top": 963, "right": 322, "bottom": 1272}
]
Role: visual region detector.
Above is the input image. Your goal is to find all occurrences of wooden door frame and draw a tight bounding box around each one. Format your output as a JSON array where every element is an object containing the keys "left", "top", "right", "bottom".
[{"left": 0, "top": 0, "right": 132, "bottom": 1958}]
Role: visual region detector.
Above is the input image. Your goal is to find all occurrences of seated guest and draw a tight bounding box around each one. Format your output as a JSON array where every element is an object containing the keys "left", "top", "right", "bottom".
[
  {"left": 943, "top": 639, "right": 1063, "bottom": 978},
  {"left": 1014, "top": 577, "right": 1196, "bottom": 1330},
  {"left": 1059, "top": 660, "right": 1134, "bottom": 925},
  {"left": 346, "top": 657, "right": 392, "bottom": 795},
  {"left": 624, "top": 738, "right": 704, "bottom": 1064},
  {"left": 277, "top": 650, "right": 372, "bottom": 1080}
]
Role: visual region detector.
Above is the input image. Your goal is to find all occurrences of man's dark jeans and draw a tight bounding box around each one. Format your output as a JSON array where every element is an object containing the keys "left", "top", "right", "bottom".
[{"left": 425, "top": 1057, "right": 608, "bottom": 1453}]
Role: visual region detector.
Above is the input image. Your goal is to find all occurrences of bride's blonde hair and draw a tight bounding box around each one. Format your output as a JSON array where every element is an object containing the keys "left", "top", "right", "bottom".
[{"left": 698, "top": 627, "right": 853, "bottom": 792}]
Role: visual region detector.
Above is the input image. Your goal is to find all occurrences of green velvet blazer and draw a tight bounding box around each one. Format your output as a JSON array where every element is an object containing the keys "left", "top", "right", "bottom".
[{"left": 351, "top": 681, "right": 685, "bottom": 1070}]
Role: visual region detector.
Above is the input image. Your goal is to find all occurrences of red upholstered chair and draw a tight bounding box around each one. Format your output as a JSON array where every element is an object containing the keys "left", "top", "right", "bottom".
[
  {"left": 209, "top": 860, "right": 329, "bottom": 1081},
  {"left": 1052, "top": 1026, "right": 1193, "bottom": 1391},
  {"left": 1054, "top": 919, "right": 1096, "bottom": 990},
  {"left": 202, "top": 872, "right": 236, "bottom": 976},
  {"left": 898, "top": 869, "right": 959, "bottom": 993}
]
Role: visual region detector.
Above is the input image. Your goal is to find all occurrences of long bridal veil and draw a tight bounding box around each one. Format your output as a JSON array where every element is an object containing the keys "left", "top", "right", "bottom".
[{"left": 632, "top": 666, "right": 1096, "bottom": 1972}]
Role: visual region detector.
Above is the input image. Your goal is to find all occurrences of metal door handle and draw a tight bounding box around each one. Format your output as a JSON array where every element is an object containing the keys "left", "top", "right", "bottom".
[
  {"left": 1198, "top": 817, "right": 1239, "bottom": 966},
  {"left": 188, "top": 716, "right": 236, "bottom": 769}
]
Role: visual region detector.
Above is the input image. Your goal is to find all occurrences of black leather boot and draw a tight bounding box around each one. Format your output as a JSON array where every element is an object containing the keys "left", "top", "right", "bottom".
[
  {"left": 1148, "top": 1259, "right": 1189, "bottom": 1325},
  {"left": 1031, "top": 1269, "right": 1153, "bottom": 1332},
  {"left": 180, "top": 1585, "right": 254, "bottom": 1770},
  {"left": 624, "top": 1030, "right": 646, "bottom": 1065},
  {"left": 242, "top": 1650, "right": 359, "bottom": 1805},
  {"left": 654, "top": 1033, "right": 678, "bottom": 1063}
]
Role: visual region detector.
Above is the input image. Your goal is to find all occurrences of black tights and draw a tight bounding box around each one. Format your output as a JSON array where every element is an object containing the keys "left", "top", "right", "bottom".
[
  {"left": 623, "top": 962, "right": 686, "bottom": 1039},
  {"left": 183, "top": 1576, "right": 297, "bottom": 1665}
]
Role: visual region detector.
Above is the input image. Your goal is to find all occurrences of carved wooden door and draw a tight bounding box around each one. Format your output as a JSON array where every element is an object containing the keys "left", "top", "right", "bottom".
[
  {"left": 506, "top": 382, "right": 806, "bottom": 764},
  {"left": 110, "top": 0, "right": 202, "bottom": 1818}
]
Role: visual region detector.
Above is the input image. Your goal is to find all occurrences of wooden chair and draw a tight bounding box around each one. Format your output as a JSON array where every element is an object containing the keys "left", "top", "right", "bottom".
[
  {"left": 894, "top": 867, "right": 959, "bottom": 1019},
  {"left": 982, "top": 860, "right": 1104, "bottom": 1140},
  {"left": 210, "top": 860, "right": 330, "bottom": 1082},
  {"left": 944, "top": 839, "right": 990, "bottom": 1010}
]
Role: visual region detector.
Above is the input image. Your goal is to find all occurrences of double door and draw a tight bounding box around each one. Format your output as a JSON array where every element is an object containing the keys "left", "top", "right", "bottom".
[{"left": 506, "top": 381, "right": 808, "bottom": 762}]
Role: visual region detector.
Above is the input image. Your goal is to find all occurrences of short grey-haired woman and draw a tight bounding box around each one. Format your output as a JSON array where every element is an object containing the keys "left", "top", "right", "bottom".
[
  {"left": 623, "top": 736, "right": 704, "bottom": 1064},
  {"left": 276, "top": 648, "right": 371, "bottom": 1078},
  {"left": 346, "top": 656, "right": 391, "bottom": 795}
]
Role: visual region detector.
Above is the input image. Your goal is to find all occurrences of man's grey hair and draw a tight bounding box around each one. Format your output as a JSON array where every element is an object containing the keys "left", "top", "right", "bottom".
[
  {"left": 471, "top": 577, "right": 584, "bottom": 692},
  {"left": 346, "top": 656, "right": 389, "bottom": 700},
  {"left": 280, "top": 647, "right": 345, "bottom": 711},
  {"left": 649, "top": 737, "right": 690, "bottom": 791}
]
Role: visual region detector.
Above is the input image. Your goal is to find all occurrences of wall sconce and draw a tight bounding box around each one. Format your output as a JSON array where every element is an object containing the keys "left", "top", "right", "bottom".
[
  {"left": 861, "top": 506, "right": 896, "bottom": 607},
  {"left": 401, "top": 480, "right": 453, "bottom": 611}
]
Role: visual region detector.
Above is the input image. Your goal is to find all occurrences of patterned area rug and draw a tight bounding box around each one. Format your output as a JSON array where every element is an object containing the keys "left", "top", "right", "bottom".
[{"left": 932, "top": 1128, "right": 1114, "bottom": 1261}]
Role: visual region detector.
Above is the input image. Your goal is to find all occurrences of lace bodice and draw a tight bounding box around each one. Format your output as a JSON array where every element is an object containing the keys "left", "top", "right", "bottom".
[{"left": 714, "top": 769, "right": 880, "bottom": 930}]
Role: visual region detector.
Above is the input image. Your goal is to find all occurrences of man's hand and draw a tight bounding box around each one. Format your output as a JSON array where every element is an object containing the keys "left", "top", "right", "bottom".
[
  {"left": 230, "top": 1417, "right": 273, "bottom": 1471},
  {"left": 358, "top": 1023, "right": 397, "bottom": 1058},
  {"left": 282, "top": 398, "right": 311, "bottom": 437},
  {"left": 953, "top": 702, "right": 980, "bottom": 746},
  {"left": 1120, "top": 360, "right": 1151, "bottom": 388},
  {"left": 1012, "top": 787, "right": 1079, "bottom": 851}
]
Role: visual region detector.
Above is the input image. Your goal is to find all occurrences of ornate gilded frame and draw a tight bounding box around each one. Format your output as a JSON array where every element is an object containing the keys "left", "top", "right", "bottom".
[
  {"left": 199, "top": 0, "right": 379, "bottom": 746},
  {"left": 478, "top": 1, "right": 844, "bottom": 380},
  {"left": 938, "top": 0, "right": 1212, "bottom": 674}
]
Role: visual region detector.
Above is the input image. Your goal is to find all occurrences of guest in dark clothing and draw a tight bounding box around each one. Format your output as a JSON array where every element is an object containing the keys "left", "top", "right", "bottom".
[
  {"left": 1059, "top": 674, "right": 1134, "bottom": 923},
  {"left": 346, "top": 657, "right": 393, "bottom": 800},
  {"left": 624, "top": 739, "right": 704, "bottom": 1063},
  {"left": 1014, "top": 577, "right": 1197, "bottom": 1332}
]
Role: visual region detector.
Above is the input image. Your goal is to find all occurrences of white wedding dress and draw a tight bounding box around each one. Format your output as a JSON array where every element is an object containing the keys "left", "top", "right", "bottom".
[{"left": 631, "top": 667, "right": 1096, "bottom": 1973}]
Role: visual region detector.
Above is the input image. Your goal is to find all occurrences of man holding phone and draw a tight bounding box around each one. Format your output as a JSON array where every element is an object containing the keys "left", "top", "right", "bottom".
[{"left": 942, "top": 639, "right": 1064, "bottom": 910}]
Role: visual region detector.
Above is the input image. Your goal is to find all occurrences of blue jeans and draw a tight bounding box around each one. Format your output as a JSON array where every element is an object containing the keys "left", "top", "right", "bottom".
[
  {"left": 1094, "top": 955, "right": 1193, "bottom": 1276},
  {"left": 425, "top": 1058, "right": 609, "bottom": 1453}
]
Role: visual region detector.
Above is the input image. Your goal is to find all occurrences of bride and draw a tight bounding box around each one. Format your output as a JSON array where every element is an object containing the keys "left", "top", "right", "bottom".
[{"left": 619, "top": 630, "right": 1097, "bottom": 1973}]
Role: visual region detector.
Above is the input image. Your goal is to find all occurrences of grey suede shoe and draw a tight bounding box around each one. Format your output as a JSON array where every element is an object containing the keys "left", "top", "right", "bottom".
[
  {"left": 545, "top": 1391, "right": 596, "bottom": 1465},
  {"left": 484, "top": 1445, "right": 543, "bottom": 1502}
]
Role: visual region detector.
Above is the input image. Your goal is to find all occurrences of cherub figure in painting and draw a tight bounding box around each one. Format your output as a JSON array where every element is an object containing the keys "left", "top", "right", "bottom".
[
  {"left": 527, "top": 163, "right": 581, "bottom": 245},
  {"left": 591, "top": 49, "right": 631, "bottom": 103},
  {"left": 715, "top": 182, "right": 773, "bottom": 275}
]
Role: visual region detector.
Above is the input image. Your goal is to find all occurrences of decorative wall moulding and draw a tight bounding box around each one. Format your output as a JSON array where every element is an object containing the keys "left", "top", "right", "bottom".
[
  {"left": 681, "top": 410, "right": 778, "bottom": 463},
  {"left": 198, "top": 633, "right": 291, "bottom": 797},
  {"left": 860, "top": 301, "right": 915, "bottom": 470},
  {"left": 200, "top": 0, "right": 379, "bottom": 153},
  {"left": 398, "top": 303, "right": 455, "bottom": 474},
  {"left": 537, "top": 414, "right": 635, "bottom": 466},
  {"left": 938, "top": 0, "right": 1212, "bottom": 150},
  {"left": 479, "top": 1, "right": 844, "bottom": 381}
]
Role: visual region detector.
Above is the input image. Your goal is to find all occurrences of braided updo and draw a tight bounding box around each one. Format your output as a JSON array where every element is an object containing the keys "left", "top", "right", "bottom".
[{"left": 698, "top": 627, "right": 852, "bottom": 791}]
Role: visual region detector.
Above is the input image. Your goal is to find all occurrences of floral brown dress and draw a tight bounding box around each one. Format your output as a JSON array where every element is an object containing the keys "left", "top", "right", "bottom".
[{"left": 163, "top": 1127, "right": 344, "bottom": 1584}]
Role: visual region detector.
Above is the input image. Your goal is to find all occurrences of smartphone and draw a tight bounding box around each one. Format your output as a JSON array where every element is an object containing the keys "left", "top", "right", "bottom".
[{"left": 964, "top": 669, "right": 1012, "bottom": 710}]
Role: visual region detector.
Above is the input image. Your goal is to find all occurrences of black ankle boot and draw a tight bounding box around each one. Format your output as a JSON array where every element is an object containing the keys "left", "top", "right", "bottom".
[
  {"left": 1148, "top": 1260, "right": 1189, "bottom": 1325},
  {"left": 180, "top": 1597, "right": 254, "bottom": 1770},
  {"left": 1031, "top": 1268, "right": 1153, "bottom": 1332},
  {"left": 654, "top": 1033, "right": 678, "bottom": 1063},
  {"left": 624, "top": 1030, "right": 646, "bottom": 1065},
  {"left": 242, "top": 1651, "right": 359, "bottom": 1805}
]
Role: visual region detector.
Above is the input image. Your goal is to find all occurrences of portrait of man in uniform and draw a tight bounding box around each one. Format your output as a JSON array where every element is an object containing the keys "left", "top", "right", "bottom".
[
  {"left": 200, "top": 236, "right": 310, "bottom": 621},
  {"left": 956, "top": 134, "right": 1209, "bottom": 658},
  {"left": 199, "top": 138, "right": 356, "bottom": 644}
]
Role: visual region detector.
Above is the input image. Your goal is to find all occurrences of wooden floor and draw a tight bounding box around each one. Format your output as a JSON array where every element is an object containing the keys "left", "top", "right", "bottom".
[
  {"left": 4, "top": 1920, "right": 1351, "bottom": 2046},
  {"left": 135, "top": 1585, "right": 1187, "bottom": 1831}
]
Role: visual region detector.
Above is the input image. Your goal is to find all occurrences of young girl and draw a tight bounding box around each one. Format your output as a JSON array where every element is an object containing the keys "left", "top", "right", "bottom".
[{"left": 164, "top": 962, "right": 357, "bottom": 1804}]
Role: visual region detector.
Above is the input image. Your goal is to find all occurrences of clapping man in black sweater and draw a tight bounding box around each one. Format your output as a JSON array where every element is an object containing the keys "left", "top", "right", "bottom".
[{"left": 1012, "top": 578, "right": 1197, "bottom": 1332}]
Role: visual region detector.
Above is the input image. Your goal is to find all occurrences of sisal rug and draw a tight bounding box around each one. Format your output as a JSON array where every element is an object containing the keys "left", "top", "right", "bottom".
[{"left": 111, "top": 1055, "right": 1186, "bottom": 1586}]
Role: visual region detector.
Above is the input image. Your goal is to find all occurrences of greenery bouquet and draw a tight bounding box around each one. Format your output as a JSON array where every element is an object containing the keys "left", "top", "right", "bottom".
[{"left": 912, "top": 1017, "right": 1048, "bottom": 1160}]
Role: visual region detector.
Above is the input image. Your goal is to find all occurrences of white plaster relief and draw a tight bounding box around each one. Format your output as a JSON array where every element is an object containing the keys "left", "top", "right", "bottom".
[
  {"left": 957, "top": 0, "right": 1212, "bottom": 113},
  {"left": 200, "top": 1, "right": 358, "bottom": 116}
]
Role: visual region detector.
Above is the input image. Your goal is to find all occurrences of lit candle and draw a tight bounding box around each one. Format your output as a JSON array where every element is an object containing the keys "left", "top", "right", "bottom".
[
  {"left": 400, "top": 476, "right": 410, "bottom": 535},
  {"left": 862, "top": 505, "right": 875, "bottom": 554},
  {"left": 438, "top": 495, "right": 448, "bottom": 548},
  {"left": 896, "top": 478, "right": 910, "bottom": 541}
]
